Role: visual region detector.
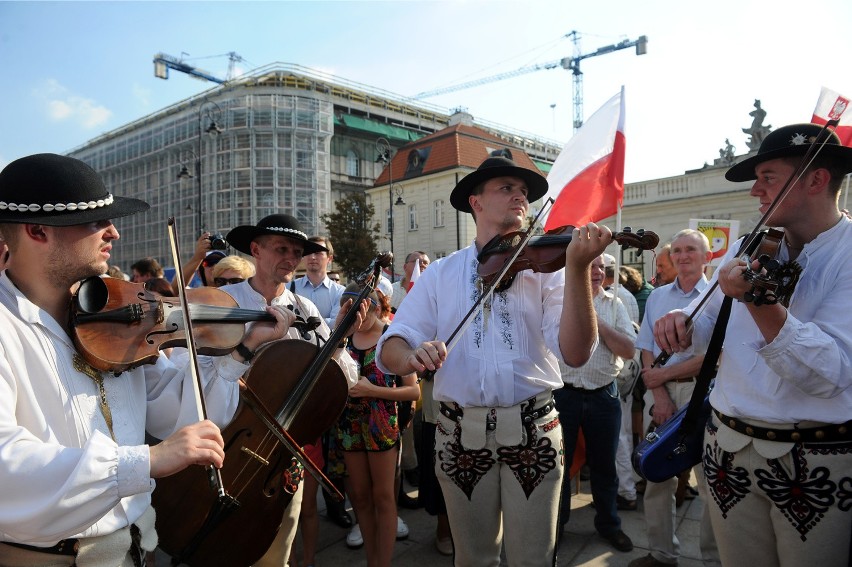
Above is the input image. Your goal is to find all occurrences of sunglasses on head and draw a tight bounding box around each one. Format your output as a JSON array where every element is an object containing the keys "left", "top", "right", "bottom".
[{"left": 214, "top": 277, "right": 245, "bottom": 287}]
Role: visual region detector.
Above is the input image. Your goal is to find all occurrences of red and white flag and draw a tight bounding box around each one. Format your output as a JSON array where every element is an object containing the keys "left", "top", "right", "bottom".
[
  {"left": 543, "top": 87, "right": 626, "bottom": 231},
  {"left": 811, "top": 86, "right": 852, "bottom": 146},
  {"left": 408, "top": 258, "right": 421, "bottom": 291}
]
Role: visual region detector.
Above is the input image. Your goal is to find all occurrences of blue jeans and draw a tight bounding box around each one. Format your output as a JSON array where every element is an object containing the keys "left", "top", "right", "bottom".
[{"left": 555, "top": 382, "right": 622, "bottom": 536}]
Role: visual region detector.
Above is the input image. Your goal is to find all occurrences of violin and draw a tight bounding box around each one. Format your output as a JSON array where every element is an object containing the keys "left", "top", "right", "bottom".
[
  {"left": 70, "top": 277, "right": 319, "bottom": 373},
  {"left": 477, "top": 225, "right": 660, "bottom": 291},
  {"left": 741, "top": 228, "right": 802, "bottom": 307}
]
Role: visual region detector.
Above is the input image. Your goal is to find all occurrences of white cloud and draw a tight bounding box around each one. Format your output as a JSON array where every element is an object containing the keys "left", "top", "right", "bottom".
[{"left": 35, "top": 79, "right": 112, "bottom": 129}]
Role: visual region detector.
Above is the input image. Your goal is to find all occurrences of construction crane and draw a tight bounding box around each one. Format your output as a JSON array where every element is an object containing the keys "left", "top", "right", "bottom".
[
  {"left": 414, "top": 32, "right": 647, "bottom": 132},
  {"left": 153, "top": 51, "right": 244, "bottom": 84}
]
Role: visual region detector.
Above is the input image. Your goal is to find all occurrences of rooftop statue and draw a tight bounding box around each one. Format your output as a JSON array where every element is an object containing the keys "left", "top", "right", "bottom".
[{"left": 742, "top": 99, "right": 772, "bottom": 151}]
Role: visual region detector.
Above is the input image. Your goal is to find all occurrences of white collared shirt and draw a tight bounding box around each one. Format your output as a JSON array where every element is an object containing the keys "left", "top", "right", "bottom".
[
  {"left": 0, "top": 273, "right": 245, "bottom": 544},
  {"left": 636, "top": 275, "right": 710, "bottom": 366},
  {"left": 560, "top": 289, "right": 634, "bottom": 389},
  {"left": 219, "top": 280, "right": 358, "bottom": 388},
  {"left": 376, "top": 243, "right": 573, "bottom": 408},
  {"left": 689, "top": 219, "right": 852, "bottom": 425}
]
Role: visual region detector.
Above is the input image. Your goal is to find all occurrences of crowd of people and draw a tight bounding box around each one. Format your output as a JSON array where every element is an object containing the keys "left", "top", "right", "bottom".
[{"left": 0, "top": 120, "right": 850, "bottom": 567}]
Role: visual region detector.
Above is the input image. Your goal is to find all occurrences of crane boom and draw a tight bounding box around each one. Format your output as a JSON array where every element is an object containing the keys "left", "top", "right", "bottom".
[
  {"left": 413, "top": 60, "right": 563, "bottom": 99},
  {"left": 413, "top": 33, "right": 647, "bottom": 132},
  {"left": 153, "top": 52, "right": 227, "bottom": 84}
]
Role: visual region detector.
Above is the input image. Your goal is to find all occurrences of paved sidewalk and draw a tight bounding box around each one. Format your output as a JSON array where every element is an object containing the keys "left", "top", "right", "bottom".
[
  {"left": 155, "top": 474, "right": 709, "bottom": 566},
  {"left": 290, "top": 476, "right": 709, "bottom": 567}
]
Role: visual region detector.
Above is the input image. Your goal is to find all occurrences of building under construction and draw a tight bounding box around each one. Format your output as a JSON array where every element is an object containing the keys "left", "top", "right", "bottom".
[{"left": 68, "top": 63, "right": 562, "bottom": 270}]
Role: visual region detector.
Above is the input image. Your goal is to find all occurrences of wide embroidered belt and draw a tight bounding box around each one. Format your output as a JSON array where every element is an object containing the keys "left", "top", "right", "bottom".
[
  {"left": 713, "top": 409, "right": 852, "bottom": 443},
  {"left": 439, "top": 397, "right": 556, "bottom": 431}
]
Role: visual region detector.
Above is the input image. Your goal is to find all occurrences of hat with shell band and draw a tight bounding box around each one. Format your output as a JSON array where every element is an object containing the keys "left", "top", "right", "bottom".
[
  {"left": 226, "top": 214, "right": 328, "bottom": 256},
  {"left": 0, "top": 153, "right": 150, "bottom": 226},
  {"left": 726, "top": 123, "right": 852, "bottom": 182}
]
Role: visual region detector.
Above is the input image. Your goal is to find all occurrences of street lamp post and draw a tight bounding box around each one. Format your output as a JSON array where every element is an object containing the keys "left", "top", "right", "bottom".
[
  {"left": 178, "top": 101, "right": 224, "bottom": 236},
  {"left": 376, "top": 137, "right": 405, "bottom": 283}
]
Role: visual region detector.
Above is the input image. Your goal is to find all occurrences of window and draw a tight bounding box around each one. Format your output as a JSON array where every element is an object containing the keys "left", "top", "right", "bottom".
[
  {"left": 408, "top": 204, "right": 418, "bottom": 231},
  {"left": 433, "top": 199, "right": 444, "bottom": 227},
  {"left": 346, "top": 150, "right": 359, "bottom": 177},
  {"left": 385, "top": 208, "right": 391, "bottom": 234}
]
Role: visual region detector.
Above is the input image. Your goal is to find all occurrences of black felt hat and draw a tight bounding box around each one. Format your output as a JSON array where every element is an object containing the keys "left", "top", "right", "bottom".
[
  {"left": 726, "top": 123, "right": 852, "bottom": 182},
  {"left": 450, "top": 156, "right": 548, "bottom": 213},
  {"left": 0, "top": 153, "right": 150, "bottom": 226},
  {"left": 226, "top": 214, "right": 328, "bottom": 256}
]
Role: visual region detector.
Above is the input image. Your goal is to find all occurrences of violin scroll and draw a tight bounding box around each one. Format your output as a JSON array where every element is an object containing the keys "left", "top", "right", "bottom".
[{"left": 615, "top": 226, "right": 660, "bottom": 251}]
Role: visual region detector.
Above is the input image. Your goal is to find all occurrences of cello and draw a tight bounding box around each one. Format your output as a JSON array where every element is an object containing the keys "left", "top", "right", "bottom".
[{"left": 150, "top": 253, "right": 391, "bottom": 566}]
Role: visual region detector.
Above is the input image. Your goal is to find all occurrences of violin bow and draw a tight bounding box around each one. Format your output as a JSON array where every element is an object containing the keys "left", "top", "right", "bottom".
[
  {"left": 167, "top": 218, "right": 231, "bottom": 500},
  {"left": 652, "top": 119, "right": 841, "bottom": 368},
  {"left": 419, "top": 198, "right": 554, "bottom": 382}
]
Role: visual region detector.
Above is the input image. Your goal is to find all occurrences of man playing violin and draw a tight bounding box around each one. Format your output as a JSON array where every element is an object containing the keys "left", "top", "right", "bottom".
[
  {"left": 0, "top": 154, "right": 295, "bottom": 565},
  {"left": 654, "top": 124, "right": 852, "bottom": 567},
  {"left": 220, "top": 214, "right": 362, "bottom": 567},
  {"left": 377, "top": 155, "right": 610, "bottom": 566}
]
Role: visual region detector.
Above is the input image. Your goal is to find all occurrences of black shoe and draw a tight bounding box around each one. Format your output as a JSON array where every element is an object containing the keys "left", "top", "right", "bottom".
[
  {"left": 616, "top": 495, "right": 638, "bottom": 511},
  {"left": 601, "top": 529, "right": 634, "bottom": 552},
  {"left": 326, "top": 503, "right": 354, "bottom": 528},
  {"left": 398, "top": 492, "right": 422, "bottom": 510},
  {"left": 403, "top": 468, "right": 420, "bottom": 487}
]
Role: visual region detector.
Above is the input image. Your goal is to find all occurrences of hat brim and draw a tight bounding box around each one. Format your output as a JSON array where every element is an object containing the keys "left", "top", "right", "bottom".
[
  {"left": 726, "top": 144, "right": 852, "bottom": 182},
  {"left": 450, "top": 165, "right": 548, "bottom": 213},
  {"left": 226, "top": 226, "right": 328, "bottom": 256},
  {"left": 0, "top": 195, "right": 149, "bottom": 226}
]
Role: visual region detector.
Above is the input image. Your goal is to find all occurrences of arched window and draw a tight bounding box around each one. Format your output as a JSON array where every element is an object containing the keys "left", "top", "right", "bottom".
[{"left": 346, "top": 150, "right": 359, "bottom": 177}]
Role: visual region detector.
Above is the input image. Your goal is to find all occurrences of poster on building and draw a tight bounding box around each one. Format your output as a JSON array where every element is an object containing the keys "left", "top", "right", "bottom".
[{"left": 689, "top": 219, "right": 740, "bottom": 266}]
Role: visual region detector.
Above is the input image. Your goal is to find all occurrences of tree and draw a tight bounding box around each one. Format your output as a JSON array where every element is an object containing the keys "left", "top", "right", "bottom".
[{"left": 320, "top": 193, "right": 381, "bottom": 281}]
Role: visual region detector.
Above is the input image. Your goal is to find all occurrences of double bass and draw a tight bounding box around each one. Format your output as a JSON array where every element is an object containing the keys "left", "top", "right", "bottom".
[{"left": 149, "top": 254, "right": 390, "bottom": 566}]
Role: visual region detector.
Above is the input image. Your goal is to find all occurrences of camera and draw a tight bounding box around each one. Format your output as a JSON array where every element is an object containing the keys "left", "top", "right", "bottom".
[{"left": 208, "top": 233, "right": 228, "bottom": 251}]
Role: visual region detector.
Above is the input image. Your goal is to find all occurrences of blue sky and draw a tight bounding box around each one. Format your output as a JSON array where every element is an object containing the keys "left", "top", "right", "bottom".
[{"left": 1, "top": 0, "right": 850, "bottom": 183}]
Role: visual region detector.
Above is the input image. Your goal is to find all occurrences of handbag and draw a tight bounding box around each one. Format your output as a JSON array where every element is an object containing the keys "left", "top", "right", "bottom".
[
  {"left": 632, "top": 391, "right": 711, "bottom": 483},
  {"left": 631, "top": 295, "right": 732, "bottom": 482}
]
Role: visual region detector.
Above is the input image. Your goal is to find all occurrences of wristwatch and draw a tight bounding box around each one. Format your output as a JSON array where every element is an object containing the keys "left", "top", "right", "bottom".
[{"left": 235, "top": 342, "right": 255, "bottom": 362}]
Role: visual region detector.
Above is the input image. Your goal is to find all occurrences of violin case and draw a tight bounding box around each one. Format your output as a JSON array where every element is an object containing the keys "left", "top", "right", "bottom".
[{"left": 632, "top": 394, "right": 710, "bottom": 483}]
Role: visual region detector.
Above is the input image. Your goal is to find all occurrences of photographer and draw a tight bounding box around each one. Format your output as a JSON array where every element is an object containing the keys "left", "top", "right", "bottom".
[{"left": 169, "top": 231, "right": 229, "bottom": 293}]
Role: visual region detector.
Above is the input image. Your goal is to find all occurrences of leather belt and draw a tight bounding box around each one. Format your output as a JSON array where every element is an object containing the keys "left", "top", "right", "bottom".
[
  {"left": 713, "top": 409, "right": 852, "bottom": 443},
  {"left": 671, "top": 377, "right": 695, "bottom": 383},
  {"left": 561, "top": 381, "right": 614, "bottom": 393},
  {"left": 439, "top": 397, "right": 556, "bottom": 431},
  {"left": 3, "top": 539, "right": 79, "bottom": 556}
]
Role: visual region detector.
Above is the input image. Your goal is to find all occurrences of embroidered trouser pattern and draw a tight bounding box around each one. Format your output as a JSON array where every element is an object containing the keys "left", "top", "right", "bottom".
[
  {"left": 435, "top": 405, "right": 563, "bottom": 567},
  {"left": 703, "top": 422, "right": 852, "bottom": 567}
]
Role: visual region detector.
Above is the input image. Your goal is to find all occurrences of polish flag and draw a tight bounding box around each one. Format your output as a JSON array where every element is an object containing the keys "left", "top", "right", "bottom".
[
  {"left": 811, "top": 87, "right": 852, "bottom": 146},
  {"left": 408, "top": 258, "right": 421, "bottom": 292},
  {"left": 543, "top": 87, "right": 626, "bottom": 231}
]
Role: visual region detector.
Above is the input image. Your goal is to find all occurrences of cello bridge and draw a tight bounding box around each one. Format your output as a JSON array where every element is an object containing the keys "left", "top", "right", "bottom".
[{"left": 240, "top": 446, "right": 270, "bottom": 466}]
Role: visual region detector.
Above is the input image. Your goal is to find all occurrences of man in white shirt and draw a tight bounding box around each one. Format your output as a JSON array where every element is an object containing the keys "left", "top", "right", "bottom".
[
  {"left": 632, "top": 228, "right": 718, "bottom": 567},
  {"left": 556, "top": 254, "right": 637, "bottom": 553},
  {"left": 654, "top": 124, "right": 852, "bottom": 567},
  {"left": 222, "top": 214, "right": 362, "bottom": 567},
  {"left": 0, "top": 154, "right": 293, "bottom": 565},
  {"left": 377, "top": 156, "right": 609, "bottom": 566}
]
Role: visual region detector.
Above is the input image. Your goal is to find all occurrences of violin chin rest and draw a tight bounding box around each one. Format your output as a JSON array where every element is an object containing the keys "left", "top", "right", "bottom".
[{"left": 76, "top": 276, "right": 109, "bottom": 314}]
